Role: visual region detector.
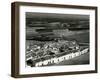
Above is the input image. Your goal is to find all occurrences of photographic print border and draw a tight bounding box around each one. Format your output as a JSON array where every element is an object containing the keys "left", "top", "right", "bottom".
[{"left": 11, "top": 2, "right": 98, "bottom": 78}]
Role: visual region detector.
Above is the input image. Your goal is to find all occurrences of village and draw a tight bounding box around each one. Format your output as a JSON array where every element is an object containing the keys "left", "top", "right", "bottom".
[{"left": 26, "top": 37, "right": 89, "bottom": 67}]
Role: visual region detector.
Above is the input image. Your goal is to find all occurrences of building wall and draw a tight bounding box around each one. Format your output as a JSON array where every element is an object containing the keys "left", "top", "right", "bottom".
[{"left": 35, "top": 48, "right": 89, "bottom": 67}]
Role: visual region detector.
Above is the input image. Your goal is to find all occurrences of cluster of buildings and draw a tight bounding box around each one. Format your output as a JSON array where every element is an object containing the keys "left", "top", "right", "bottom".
[{"left": 26, "top": 38, "right": 85, "bottom": 67}]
